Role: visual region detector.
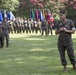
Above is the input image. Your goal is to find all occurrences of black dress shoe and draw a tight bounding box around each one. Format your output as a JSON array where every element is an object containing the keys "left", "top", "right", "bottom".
[{"left": 73, "top": 64, "right": 76, "bottom": 70}]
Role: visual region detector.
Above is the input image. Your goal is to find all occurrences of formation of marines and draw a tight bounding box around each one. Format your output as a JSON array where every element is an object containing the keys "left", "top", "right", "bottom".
[{"left": 8, "top": 17, "right": 54, "bottom": 35}]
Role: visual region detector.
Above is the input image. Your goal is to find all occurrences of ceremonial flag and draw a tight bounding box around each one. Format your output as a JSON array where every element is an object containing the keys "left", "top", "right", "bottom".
[
  {"left": 47, "top": 10, "right": 54, "bottom": 22},
  {"left": 42, "top": 9, "right": 45, "bottom": 18},
  {"left": 7, "top": 12, "right": 10, "bottom": 20},
  {"left": 0, "top": 11, "right": 3, "bottom": 21},
  {"left": 3, "top": 10, "right": 7, "bottom": 19},
  {"left": 7, "top": 11, "right": 15, "bottom": 20},
  {"left": 35, "top": 10, "right": 39, "bottom": 21},
  {"left": 30, "top": 9, "right": 35, "bottom": 19},
  {"left": 38, "top": 10, "right": 44, "bottom": 21}
]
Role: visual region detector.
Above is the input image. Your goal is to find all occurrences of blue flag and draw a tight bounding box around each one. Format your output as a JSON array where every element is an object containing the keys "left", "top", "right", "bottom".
[
  {"left": 0, "top": 11, "right": 3, "bottom": 21},
  {"left": 7, "top": 12, "right": 10, "bottom": 20},
  {"left": 38, "top": 10, "right": 44, "bottom": 21},
  {"left": 9, "top": 11, "right": 15, "bottom": 20},
  {"left": 7, "top": 11, "right": 15, "bottom": 20},
  {"left": 1, "top": 10, "right": 7, "bottom": 20}
]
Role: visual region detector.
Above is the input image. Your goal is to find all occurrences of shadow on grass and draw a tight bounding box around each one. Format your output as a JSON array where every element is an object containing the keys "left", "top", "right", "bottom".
[{"left": 0, "top": 34, "right": 76, "bottom": 75}]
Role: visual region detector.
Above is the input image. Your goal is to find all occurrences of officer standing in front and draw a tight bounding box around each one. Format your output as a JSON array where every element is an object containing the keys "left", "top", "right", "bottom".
[
  {"left": 55, "top": 9, "right": 76, "bottom": 72},
  {"left": 0, "top": 25, "right": 4, "bottom": 48},
  {"left": 2, "top": 18, "right": 10, "bottom": 47}
]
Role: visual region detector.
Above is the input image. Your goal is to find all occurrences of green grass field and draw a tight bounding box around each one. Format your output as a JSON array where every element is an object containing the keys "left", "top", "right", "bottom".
[{"left": 0, "top": 31, "right": 76, "bottom": 75}]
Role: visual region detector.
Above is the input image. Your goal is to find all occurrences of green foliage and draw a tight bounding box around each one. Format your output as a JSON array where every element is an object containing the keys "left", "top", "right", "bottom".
[
  {"left": 0, "top": 0, "right": 19, "bottom": 11},
  {"left": 64, "top": 1, "right": 76, "bottom": 18},
  {"left": 17, "top": 0, "right": 59, "bottom": 17}
]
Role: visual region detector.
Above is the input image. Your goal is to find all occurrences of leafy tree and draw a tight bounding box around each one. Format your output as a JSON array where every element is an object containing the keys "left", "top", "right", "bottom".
[
  {"left": 18, "top": 0, "right": 60, "bottom": 17},
  {"left": 63, "top": 0, "right": 76, "bottom": 18},
  {"left": 0, "top": 0, "right": 19, "bottom": 11},
  {"left": 18, "top": 0, "right": 49, "bottom": 17},
  {"left": 17, "top": 0, "right": 76, "bottom": 19}
]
